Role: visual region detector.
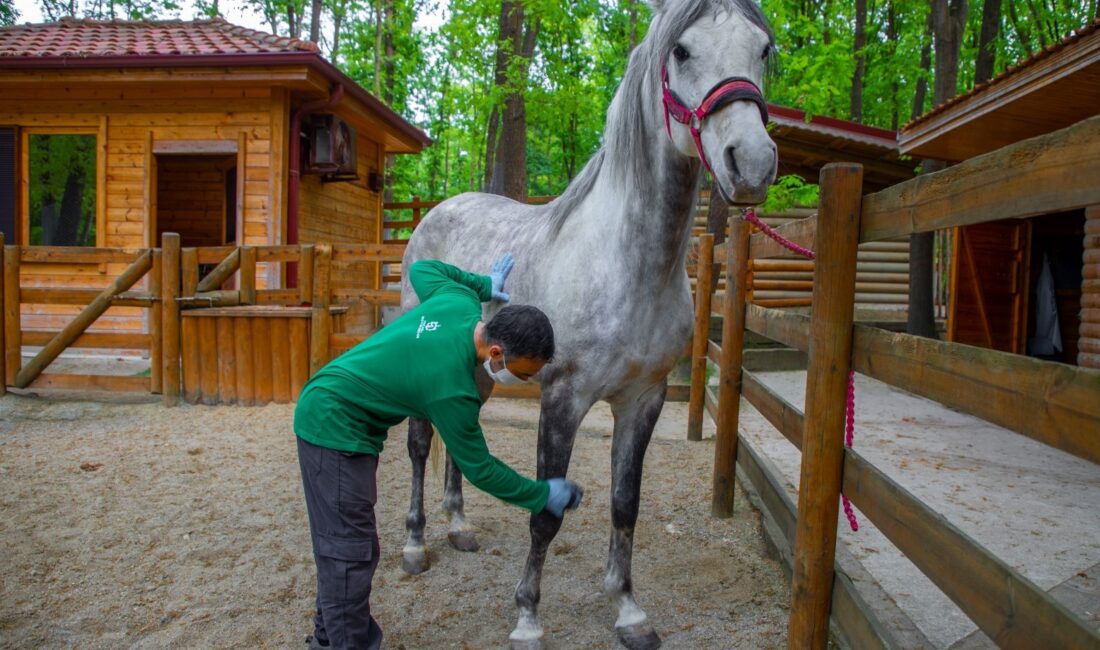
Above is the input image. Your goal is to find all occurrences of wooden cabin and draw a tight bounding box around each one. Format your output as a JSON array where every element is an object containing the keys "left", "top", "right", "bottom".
[
  {"left": 0, "top": 17, "right": 430, "bottom": 336},
  {"left": 899, "top": 18, "right": 1100, "bottom": 369}
]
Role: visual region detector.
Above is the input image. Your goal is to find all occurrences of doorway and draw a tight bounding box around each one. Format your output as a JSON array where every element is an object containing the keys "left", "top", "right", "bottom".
[{"left": 155, "top": 154, "right": 238, "bottom": 248}]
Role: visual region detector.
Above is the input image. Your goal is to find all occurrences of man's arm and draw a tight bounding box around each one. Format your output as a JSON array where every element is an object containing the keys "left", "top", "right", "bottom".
[
  {"left": 424, "top": 396, "right": 549, "bottom": 513},
  {"left": 408, "top": 259, "right": 493, "bottom": 304}
]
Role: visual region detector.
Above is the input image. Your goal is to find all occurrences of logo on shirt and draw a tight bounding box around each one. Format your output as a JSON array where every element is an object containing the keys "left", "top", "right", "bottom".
[{"left": 416, "top": 316, "right": 441, "bottom": 339}]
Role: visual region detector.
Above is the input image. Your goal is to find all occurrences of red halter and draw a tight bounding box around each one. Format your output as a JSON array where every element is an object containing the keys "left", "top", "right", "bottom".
[{"left": 661, "top": 65, "right": 769, "bottom": 174}]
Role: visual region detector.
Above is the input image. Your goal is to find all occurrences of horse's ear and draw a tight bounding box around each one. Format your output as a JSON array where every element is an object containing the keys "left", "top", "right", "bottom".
[{"left": 646, "top": 0, "right": 666, "bottom": 13}]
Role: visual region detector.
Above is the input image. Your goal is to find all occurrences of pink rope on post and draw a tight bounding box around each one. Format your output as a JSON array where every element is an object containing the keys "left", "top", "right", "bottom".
[{"left": 740, "top": 209, "right": 859, "bottom": 532}]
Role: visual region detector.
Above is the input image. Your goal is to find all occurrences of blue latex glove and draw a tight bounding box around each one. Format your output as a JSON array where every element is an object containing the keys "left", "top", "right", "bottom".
[
  {"left": 489, "top": 253, "right": 515, "bottom": 302},
  {"left": 544, "top": 478, "right": 584, "bottom": 518}
]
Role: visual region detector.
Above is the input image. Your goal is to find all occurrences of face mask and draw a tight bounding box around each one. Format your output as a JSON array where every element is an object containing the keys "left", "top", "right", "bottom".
[{"left": 483, "top": 353, "right": 530, "bottom": 385}]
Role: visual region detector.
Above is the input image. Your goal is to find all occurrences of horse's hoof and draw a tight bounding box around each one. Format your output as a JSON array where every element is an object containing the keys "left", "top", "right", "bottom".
[
  {"left": 616, "top": 623, "right": 662, "bottom": 650},
  {"left": 509, "top": 639, "right": 544, "bottom": 650},
  {"left": 401, "top": 549, "right": 430, "bottom": 575},
  {"left": 448, "top": 530, "right": 480, "bottom": 552}
]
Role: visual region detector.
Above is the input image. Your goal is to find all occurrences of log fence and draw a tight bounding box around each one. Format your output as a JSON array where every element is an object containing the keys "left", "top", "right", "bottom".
[{"left": 688, "top": 115, "right": 1100, "bottom": 648}]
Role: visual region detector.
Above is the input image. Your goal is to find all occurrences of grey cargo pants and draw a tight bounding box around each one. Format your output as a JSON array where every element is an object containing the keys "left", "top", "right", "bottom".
[{"left": 297, "top": 436, "right": 383, "bottom": 650}]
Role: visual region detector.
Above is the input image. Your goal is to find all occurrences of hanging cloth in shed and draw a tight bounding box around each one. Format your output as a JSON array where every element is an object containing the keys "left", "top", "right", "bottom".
[{"left": 1028, "top": 252, "right": 1062, "bottom": 357}]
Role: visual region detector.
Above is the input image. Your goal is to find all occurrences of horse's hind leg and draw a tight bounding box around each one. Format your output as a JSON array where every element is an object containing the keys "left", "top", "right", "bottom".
[
  {"left": 402, "top": 416, "right": 433, "bottom": 574},
  {"left": 511, "top": 382, "right": 590, "bottom": 650},
  {"left": 442, "top": 368, "right": 494, "bottom": 552},
  {"left": 605, "top": 382, "right": 667, "bottom": 650}
]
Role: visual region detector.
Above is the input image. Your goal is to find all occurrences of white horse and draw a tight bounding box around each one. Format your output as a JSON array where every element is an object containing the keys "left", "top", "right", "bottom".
[{"left": 400, "top": 0, "right": 776, "bottom": 647}]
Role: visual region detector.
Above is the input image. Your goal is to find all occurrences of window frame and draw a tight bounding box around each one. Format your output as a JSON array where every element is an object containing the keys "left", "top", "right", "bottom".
[{"left": 20, "top": 126, "right": 105, "bottom": 249}]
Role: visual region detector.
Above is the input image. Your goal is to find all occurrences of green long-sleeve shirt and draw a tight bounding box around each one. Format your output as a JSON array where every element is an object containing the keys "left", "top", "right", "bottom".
[{"left": 293, "top": 259, "right": 549, "bottom": 513}]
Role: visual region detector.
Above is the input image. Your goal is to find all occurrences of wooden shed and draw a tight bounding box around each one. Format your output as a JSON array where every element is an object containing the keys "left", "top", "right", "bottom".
[
  {"left": 0, "top": 17, "right": 430, "bottom": 336},
  {"left": 899, "top": 18, "right": 1100, "bottom": 369}
]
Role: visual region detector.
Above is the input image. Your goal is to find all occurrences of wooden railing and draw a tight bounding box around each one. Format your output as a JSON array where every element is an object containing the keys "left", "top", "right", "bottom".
[{"left": 689, "top": 115, "right": 1100, "bottom": 648}]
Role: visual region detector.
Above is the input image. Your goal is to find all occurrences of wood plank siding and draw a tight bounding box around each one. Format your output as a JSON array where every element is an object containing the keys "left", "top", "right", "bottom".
[{"left": 298, "top": 137, "right": 385, "bottom": 333}]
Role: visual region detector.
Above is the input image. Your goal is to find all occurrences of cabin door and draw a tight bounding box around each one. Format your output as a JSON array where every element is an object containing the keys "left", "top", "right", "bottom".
[
  {"left": 946, "top": 220, "right": 1032, "bottom": 353},
  {"left": 154, "top": 153, "right": 239, "bottom": 249}
]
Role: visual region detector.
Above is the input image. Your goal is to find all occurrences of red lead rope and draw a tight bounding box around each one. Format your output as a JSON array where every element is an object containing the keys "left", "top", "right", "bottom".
[{"left": 742, "top": 209, "right": 859, "bottom": 532}]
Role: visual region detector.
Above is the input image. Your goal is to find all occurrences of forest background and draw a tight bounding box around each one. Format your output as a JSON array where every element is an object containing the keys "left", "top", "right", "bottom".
[
  {"left": 2, "top": 0, "right": 1096, "bottom": 332},
  {"left": 3, "top": 0, "right": 1095, "bottom": 206}
]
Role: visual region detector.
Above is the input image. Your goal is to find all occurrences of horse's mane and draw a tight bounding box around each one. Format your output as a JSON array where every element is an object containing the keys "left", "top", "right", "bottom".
[{"left": 543, "top": 0, "right": 774, "bottom": 234}]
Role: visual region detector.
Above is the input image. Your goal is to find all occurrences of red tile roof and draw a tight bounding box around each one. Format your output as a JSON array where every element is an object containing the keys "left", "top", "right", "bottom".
[
  {"left": 905, "top": 17, "right": 1100, "bottom": 130},
  {"left": 0, "top": 16, "right": 319, "bottom": 58}
]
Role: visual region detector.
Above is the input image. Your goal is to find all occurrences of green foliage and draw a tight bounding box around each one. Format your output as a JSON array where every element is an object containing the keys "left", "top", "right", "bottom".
[
  {"left": 1, "top": 0, "right": 18, "bottom": 25},
  {"left": 758, "top": 174, "right": 819, "bottom": 213},
  {"left": 27, "top": 134, "right": 97, "bottom": 247}
]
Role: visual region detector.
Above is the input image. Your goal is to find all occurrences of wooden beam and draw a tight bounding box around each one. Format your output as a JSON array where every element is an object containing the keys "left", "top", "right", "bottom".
[
  {"left": 745, "top": 304, "right": 811, "bottom": 351},
  {"left": 239, "top": 246, "right": 257, "bottom": 305},
  {"left": 161, "top": 233, "right": 181, "bottom": 406},
  {"left": 14, "top": 250, "right": 153, "bottom": 388},
  {"left": 861, "top": 116, "right": 1100, "bottom": 242},
  {"left": 843, "top": 449, "right": 1100, "bottom": 649},
  {"left": 330, "top": 243, "right": 408, "bottom": 262},
  {"left": 196, "top": 248, "right": 240, "bottom": 293},
  {"left": 27, "top": 373, "right": 151, "bottom": 393},
  {"left": 788, "top": 163, "right": 863, "bottom": 650},
  {"left": 4, "top": 244, "right": 19, "bottom": 385},
  {"left": 851, "top": 325, "right": 1100, "bottom": 465},
  {"left": 150, "top": 250, "right": 163, "bottom": 394},
  {"left": 749, "top": 215, "right": 818, "bottom": 260},
  {"left": 712, "top": 213, "right": 751, "bottom": 517},
  {"left": 19, "top": 246, "right": 144, "bottom": 264},
  {"left": 152, "top": 139, "right": 238, "bottom": 155},
  {"left": 310, "top": 244, "right": 332, "bottom": 376},
  {"left": 742, "top": 369, "right": 804, "bottom": 450},
  {"left": 21, "top": 330, "right": 151, "bottom": 349},
  {"left": 688, "top": 234, "right": 715, "bottom": 442}
]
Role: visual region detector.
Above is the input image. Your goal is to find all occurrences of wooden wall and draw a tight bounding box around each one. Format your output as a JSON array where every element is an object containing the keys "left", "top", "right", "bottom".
[
  {"left": 0, "top": 84, "right": 282, "bottom": 333},
  {"left": 156, "top": 155, "right": 233, "bottom": 248},
  {"left": 298, "top": 135, "right": 384, "bottom": 333}
]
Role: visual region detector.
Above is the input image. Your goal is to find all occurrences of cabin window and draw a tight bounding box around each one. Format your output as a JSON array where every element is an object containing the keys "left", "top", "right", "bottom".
[{"left": 24, "top": 132, "right": 98, "bottom": 247}]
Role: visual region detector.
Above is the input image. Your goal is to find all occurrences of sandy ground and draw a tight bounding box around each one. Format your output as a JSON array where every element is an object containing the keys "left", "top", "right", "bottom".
[{"left": 0, "top": 393, "right": 791, "bottom": 649}]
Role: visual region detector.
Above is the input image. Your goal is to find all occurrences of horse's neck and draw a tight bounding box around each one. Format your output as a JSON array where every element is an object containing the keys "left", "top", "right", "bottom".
[{"left": 579, "top": 86, "right": 699, "bottom": 285}]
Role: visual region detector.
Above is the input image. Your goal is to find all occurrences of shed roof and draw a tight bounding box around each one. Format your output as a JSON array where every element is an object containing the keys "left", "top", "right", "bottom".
[
  {"left": 0, "top": 18, "right": 431, "bottom": 152},
  {"left": 899, "top": 18, "right": 1100, "bottom": 162},
  {"left": 0, "top": 16, "right": 319, "bottom": 57},
  {"left": 768, "top": 104, "right": 916, "bottom": 192}
]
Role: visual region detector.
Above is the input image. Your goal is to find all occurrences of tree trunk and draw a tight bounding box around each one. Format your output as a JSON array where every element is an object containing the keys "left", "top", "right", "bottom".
[
  {"left": 485, "top": 2, "right": 540, "bottom": 201},
  {"left": 309, "top": 0, "right": 322, "bottom": 44},
  {"left": 56, "top": 171, "right": 86, "bottom": 247},
  {"left": 909, "top": 0, "right": 967, "bottom": 339},
  {"left": 888, "top": 1, "right": 899, "bottom": 130},
  {"left": 911, "top": 11, "right": 933, "bottom": 122},
  {"left": 850, "top": 0, "right": 867, "bottom": 122},
  {"left": 976, "top": 0, "right": 1001, "bottom": 85}
]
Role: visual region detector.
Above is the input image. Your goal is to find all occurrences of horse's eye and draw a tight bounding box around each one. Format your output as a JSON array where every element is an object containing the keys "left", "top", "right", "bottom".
[
  {"left": 761, "top": 44, "right": 772, "bottom": 60},
  {"left": 672, "top": 44, "right": 690, "bottom": 62}
]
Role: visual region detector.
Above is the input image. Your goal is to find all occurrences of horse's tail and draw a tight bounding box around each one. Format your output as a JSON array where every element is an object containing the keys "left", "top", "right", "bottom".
[{"left": 429, "top": 423, "right": 444, "bottom": 481}]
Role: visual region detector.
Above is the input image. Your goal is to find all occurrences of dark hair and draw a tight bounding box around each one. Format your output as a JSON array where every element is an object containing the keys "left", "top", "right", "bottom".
[{"left": 485, "top": 304, "right": 555, "bottom": 362}]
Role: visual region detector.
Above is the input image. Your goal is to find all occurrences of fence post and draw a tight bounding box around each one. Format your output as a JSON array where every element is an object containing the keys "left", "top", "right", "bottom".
[
  {"left": 298, "top": 244, "right": 315, "bottom": 305},
  {"left": 3, "top": 240, "right": 18, "bottom": 386},
  {"left": 787, "top": 163, "right": 863, "bottom": 650},
  {"left": 711, "top": 214, "right": 751, "bottom": 517},
  {"left": 0, "top": 233, "right": 5, "bottom": 396},
  {"left": 240, "top": 245, "right": 257, "bottom": 305},
  {"left": 150, "top": 249, "right": 163, "bottom": 394},
  {"left": 687, "top": 233, "right": 715, "bottom": 441},
  {"left": 309, "top": 244, "right": 332, "bottom": 375},
  {"left": 162, "top": 232, "right": 181, "bottom": 406}
]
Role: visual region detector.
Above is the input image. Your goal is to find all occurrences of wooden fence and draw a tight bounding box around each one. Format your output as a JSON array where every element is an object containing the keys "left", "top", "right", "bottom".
[{"left": 688, "top": 115, "right": 1100, "bottom": 648}]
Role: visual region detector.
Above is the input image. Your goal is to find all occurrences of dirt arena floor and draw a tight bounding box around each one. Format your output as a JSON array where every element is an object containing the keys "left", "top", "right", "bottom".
[{"left": 0, "top": 392, "right": 790, "bottom": 649}]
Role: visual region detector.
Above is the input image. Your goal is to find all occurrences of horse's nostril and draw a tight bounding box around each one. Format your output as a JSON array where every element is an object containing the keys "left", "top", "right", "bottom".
[{"left": 725, "top": 146, "right": 740, "bottom": 180}]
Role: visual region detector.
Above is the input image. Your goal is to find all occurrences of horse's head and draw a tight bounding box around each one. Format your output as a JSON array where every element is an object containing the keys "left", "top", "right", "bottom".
[{"left": 651, "top": 0, "right": 777, "bottom": 205}]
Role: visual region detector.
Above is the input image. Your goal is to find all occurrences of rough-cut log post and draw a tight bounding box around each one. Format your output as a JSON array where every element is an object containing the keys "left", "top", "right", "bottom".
[
  {"left": 162, "top": 233, "right": 182, "bottom": 406},
  {"left": 3, "top": 242, "right": 19, "bottom": 386},
  {"left": 150, "top": 250, "right": 163, "bottom": 394},
  {"left": 239, "top": 246, "right": 257, "bottom": 305},
  {"left": 196, "top": 248, "right": 240, "bottom": 293},
  {"left": 711, "top": 214, "right": 751, "bottom": 517},
  {"left": 0, "top": 233, "right": 5, "bottom": 395},
  {"left": 310, "top": 244, "right": 333, "bottom": 375},
  {"left": 687, "top": 233, "right": 715, "bottom": 441},
  {"left": 15, "top": 250, "right": 154, "bottom": 388},
  {"left": 788, "top": 163, "right": 864, "bottom": 650},
  {"left": 181, "top": 248, "right": 199, "bottom": 298},
  {"left": 298, "top": 244, "right": 315, "bottom": 305}
]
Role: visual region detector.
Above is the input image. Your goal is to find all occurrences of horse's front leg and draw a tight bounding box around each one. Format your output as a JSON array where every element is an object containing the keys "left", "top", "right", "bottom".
[
  {"left": 402, "top": 416, "right": 433, "bottom": 574},
  {"left": 442, "top": 368, "right": 495, "bottom": 552},
  {"left": 511, "top": 381, "right": 591, "bottom": 650},
  {"left": 606, "top": 382, "right": 667, "bottom": 650}
]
